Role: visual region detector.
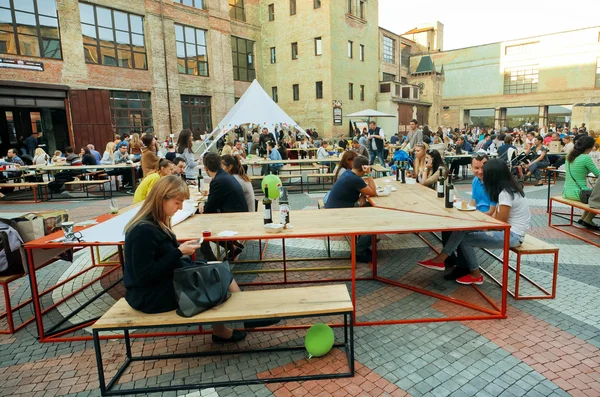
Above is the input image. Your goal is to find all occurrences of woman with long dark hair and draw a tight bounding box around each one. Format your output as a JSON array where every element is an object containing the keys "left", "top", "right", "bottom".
[
  {"left": 419, "top": 149, "right": 447, "bottom": 188},
  {"left": 522, "top": 135, "right": 549, "bottom": 186},
  {"left": 221, "top": 154, "right": 255, "bottom": 212},
  {"left": 176, "top": 129, "right": 199, "bottom": 183},
  {"left": 563, "top": 136, "right": 600, "bottom": 229},
  {"left": 333, "top": 150, "right": 358, "bottom": 182},
  {"left": 417, "top": 159, "right": 530, "bottom": 285}
]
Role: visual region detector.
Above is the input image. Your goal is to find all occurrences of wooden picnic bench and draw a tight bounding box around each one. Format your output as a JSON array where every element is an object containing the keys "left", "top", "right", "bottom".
[
  {"left": 92, "top": 285, "right": 354, "bottom": 396},
  {"left": 371, "top": 164, "right": 391, "bottom": 178},
  {"left": 549, "top": 196, "right": 600, "bottom": 248},
  {"left": 0, "top": 182, "right": 49, "bottom": 202}
]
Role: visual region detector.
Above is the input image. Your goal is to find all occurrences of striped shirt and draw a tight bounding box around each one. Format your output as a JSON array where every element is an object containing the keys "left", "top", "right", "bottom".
[{"left": 563, "top": 154, "right": 600, "bottom": 201}]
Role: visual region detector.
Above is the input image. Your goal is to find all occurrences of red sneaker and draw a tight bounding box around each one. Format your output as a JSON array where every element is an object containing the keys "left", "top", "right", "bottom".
[
  {"left": 417, "top": 259, "right": 446, "bottom": 271},
  {"left": 456, "top": 274, "right": 484, "bottom": 285}
]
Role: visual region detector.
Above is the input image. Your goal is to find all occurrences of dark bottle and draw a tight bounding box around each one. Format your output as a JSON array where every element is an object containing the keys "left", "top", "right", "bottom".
[
  {"left": 197, "top": 168, "right": 204, "bottom": 192},
  {"left": 445, "top": 174, "right": 454, "bottom": 208},
  {"left": 400, "top": 161, "right": 406, "bottom": 184},
  {"left": 395, "top": 161, "right": 400, "bottom": 182},
  {"left": 437, "top": 173, "right": 445, "bottom": 198},
  {"left": 263, "top": 187, "right": 273, "bottom": 224}
]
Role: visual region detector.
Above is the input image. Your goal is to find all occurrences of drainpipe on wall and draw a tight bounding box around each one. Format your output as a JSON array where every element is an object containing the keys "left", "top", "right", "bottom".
[{"left": 159, "top": 0, "right": 173, "bottom": 136}]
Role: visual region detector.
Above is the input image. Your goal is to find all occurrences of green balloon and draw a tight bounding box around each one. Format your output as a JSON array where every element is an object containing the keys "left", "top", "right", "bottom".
[
  {"left": 261, "top": 174, "right": 282, "bottom": 199},
  {"left": 305, "top": 323, "right": 334, "bottom": 358}
]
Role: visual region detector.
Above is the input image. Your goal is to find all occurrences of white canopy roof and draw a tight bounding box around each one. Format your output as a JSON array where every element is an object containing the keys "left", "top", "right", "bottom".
[
  {"left": 345, "top": 109, "right": 395, "bottom": 118},
  {"left": 198, "top": 80, "right": 307, "bottom": 155}
]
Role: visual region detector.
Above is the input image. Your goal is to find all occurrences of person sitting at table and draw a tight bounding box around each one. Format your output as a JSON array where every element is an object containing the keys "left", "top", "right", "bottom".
[
  {"left": 497, "top": 135, "right": 517, "bottom": 163},
  {"left": 521, "top": 135, "right": 549, "bottom": 186},
  {"left": 129, "top": 133, "right": 143, "bottom": 162},
  {"left": 429, "top": 135, "right": 446, "bottom": 155},
  {"left": 351, "top": 138, "right": 370, "bottom": 161},
  {"left": 172, "top": 156, "right": 187, "bottom": 180},
  {"left": 33, "top": 148, "right": 49, "bottom": 166},
  {"left": 176, "top": 129, "right": 199, "bottom": 185},
  {"left": 64, "top": 146, "right": 82, "bottom": 166},
  {"left": 80, "top": 147, "right": 97, "bottom": 166},
  {"left": 133, "top": 159, "right": 175, "bottom": 203},
  {"left": 100, "top": 142, "right": 116, "bottom": 165},
  {"left": 261, "top": 141, "right": 283, "bottom": 175},
  {"left": 418, "top": 159, "right": 530, "bottom": 285},
  {"left": 411, "top": 143, "right": 427, "bottom": 179},
  {"left": 563, "top": 136, "right": 600, "bottom": 230},
  {"left": 112, "top": 144, "right": 134, "bottom": 189},
  {"left": 338, "top": 134, "right": 349, "bottom": 150},
  {"left": 124, "top": 175, "right": 247, "bottom": 343},
  {"left": 316, "top": 140, "right": 329, "bottom": 159},
  {"left": 325, "top": 155, "right": 377, "bottom": 263},
  {"left": 419, "top": 149, "right": 446, "bottom": 188},
  {"left": 200, "top": 152, "right": 248, "bottom": 261},
  {"left": 51, "top": 150, "right": 65, "bottom": 164},
  {"left": 449, "top": 135, "right": 473, "bottom": 180},
  {"left": 333, "top": 150, "right": 358, "bottom": 182},
  {"left": 222, "top": 154, "right": 255, "bottom": 213},
  {"left": 277, "top": 140, "right": 289, "bottom": 160},
  {"left": 298, "top": 138, "right": 309, "bottom": 159},
  {"left": 141, "top": 133, "right": 159, "bottom": 178}
]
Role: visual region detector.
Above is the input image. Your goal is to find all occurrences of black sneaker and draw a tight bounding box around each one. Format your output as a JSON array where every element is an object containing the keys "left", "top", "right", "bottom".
[
  {"left": 356, "top": 253, "right": 371, "bottom": 264},
  {"left": 443, "top": 266, "right": 470, "bottom": 281},
  {"left": 227, "top": 246, "right": 243, "bottom": 261}
]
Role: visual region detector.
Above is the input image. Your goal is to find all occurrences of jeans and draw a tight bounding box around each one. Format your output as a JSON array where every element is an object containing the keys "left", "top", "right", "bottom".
[
  {"left": 369, "top": 148, "right": 385, "bottom": 165},
  {"left": 356, "top": 235, "right": 372, "bottom": 256},
  {"left": 442, "top": 231, "right": 466, "bottom": 267},
  {"left": 529, "top": 161, "right": 549, "bottom": 182},
  {"left": 442, "top": 231, "right": 524, "bottom": 271}
]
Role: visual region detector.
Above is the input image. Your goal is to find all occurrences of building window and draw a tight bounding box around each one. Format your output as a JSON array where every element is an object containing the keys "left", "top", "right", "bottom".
[
  {"left": 400, "top": 43, "right": 411, "bottom": 68},
  {"left": 503, "top": 65, "right": 538, "bottom": 94},
  {"left": 347, "top": 0, "right": 352, "bottom": 14},
  {"left": 314, "top": 0, "right": 321, "bottom": 8},
  {"left": 359, "top": 44, "right": 364, "bottom": 61},
  {"left": 505, "top": 42, "right": 539, "bottom": 56},
  {"left": 293, "top": 84, "right": 299, "bottom": 101},
  {"left": 349, "top": 83, "right": 353, "bottom": 100},
  {"left": 231, "top": 36, "right": 255, "bottom": 81},
  {"left": 316, "top": 81, "right": 323, "bottom": 99},
  {"left": 359, "top": 0, "right": 365, "bottom": 19},
  {"left": 0, "top": 0, "right": 62, "bottom": 59},
  {"left": 383, "top": 36, "right": 395, "bottom": 64},
  {"left": 360, "top": 85, "right": 364, "bottom": 101},
  {"left": 291, "top": 42, "right": 298, "bottom": 59},
  {"left": 80, "top": 3, "right": 146, "bottom": 69},
  {"left": 268, "top": 4, "right": 274, "bottom": 21},
  {"left": 314, "top": 37, "right": 322, "bottom": 55},
  {"left": 382, "top": 73, "right": 395, "bottom": 82},
  {"left": 289, "top": 0, "right": 296, "bottom": 15},
  {"left": 270, "top": 47, "right": 276, "bottom": 63},
  {"left": 229, "top": 0, "right": 245, "bottom": 21},
  {"left": 596, "top": 58, "right": 600, "bottom": 88},
  {"left": 173, "top": 0, "right": 204, "bottom": 9},
  {"left": 181, "top": 95, "right": 211, "bottom": 137},
  {"left": 175, "top": 24, "right": 208, "bottom": 76},
  {"left": 110, "top": 91, "right": 153, "bottom": 135},
  {"left": 272, "top": 86, "right": 278, "bottom": 102},
  {"left": 348, "top": 40, "right": 352, "bottom": 58}
]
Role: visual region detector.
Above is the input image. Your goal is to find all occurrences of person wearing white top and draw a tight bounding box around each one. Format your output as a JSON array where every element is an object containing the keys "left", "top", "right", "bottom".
[
  {"left": 417, "top": 159, "right": 530, "bottom": 286},
  {"left": 100, "top": 142, "right": 116, "bottom": 165}
]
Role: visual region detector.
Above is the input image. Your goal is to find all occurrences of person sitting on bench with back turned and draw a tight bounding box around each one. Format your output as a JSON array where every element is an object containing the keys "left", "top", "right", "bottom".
[{"left": 123, "top": 175, "right": 247, "bottom": 343}]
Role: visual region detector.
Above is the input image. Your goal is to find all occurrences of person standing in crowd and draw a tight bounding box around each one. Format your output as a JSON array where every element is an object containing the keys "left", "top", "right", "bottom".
[
  {"left": 133, "top": 159, "right": 175, "bottom": 203},
  {"left": 124, "top": 176, "right": 247, "bottom": 343},
  {"left": 367, "top": 121, "right": 385, "bottom": 165},
  {"left": 24, "top": 132, "right": 38, "bottom": 157},
  {"left": 258, "top": 128, "right": 271, "bottom": 156},
  {"left": 176, "top": 129, "right": 199, "bottom": 185},
  {"left": 419, "top": 159, "right": 530, "bottom": 285},
  {"left": 400, "top": 119, "right": 423, "bottom": 154},
  {"left": 325, "top": 155, "right": 377, "bottom": 263},
  {"left": 141, "top": 133, "right": 159, "bottom": 178},
  {"left": 221, "top": 154, "right": 255, "bottom": 213},
  {"left": 563, "top": 136, "right": 600, "bottom": 229}
]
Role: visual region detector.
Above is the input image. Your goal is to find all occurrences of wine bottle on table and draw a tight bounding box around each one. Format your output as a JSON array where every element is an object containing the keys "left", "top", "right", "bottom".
[
  {"left": 400, "top": 161, "right": 406, "bottom": 183},
  {"left": 279, "top": 187, "right": 290, "bottom": 228},
  {"left": 445, "top": 174, "right": 454, "bottom": 208},
  {"left": 395, "top": 161, "right": 400, "bottom": 182},
  {"left": 437, "top": 172, "right": 445, "bottom": 198},
  {"left": 263, "top": 187, "right": 273, "bottom": 224}
]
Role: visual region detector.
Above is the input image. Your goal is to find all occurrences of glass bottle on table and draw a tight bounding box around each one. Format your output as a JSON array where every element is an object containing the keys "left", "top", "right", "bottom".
[
  {"left": 445, "top": 174, "right": 454, "bottom": 208},
  {"left": 263, "top": 187, "right": 273, "bottom": 224}
]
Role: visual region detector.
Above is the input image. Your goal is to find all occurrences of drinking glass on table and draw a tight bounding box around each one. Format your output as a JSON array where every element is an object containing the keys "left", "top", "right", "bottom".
[{"left": 109, "top": 198, "right": 119, "bottom": 214}]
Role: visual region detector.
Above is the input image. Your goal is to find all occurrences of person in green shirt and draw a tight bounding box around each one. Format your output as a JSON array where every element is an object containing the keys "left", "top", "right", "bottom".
[{"left": 562, "top": 136, "right": 600, "bottom": 229}]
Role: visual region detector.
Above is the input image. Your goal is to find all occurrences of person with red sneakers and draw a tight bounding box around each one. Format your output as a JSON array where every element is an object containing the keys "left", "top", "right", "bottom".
[{"left": 418, "top": 159, "right": 530, "bottom": 285}]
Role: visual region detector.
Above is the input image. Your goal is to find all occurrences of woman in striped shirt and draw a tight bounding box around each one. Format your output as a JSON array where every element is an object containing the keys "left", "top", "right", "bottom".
[{"left": 563, "top": 136, "right": 600, "bottom": 230}]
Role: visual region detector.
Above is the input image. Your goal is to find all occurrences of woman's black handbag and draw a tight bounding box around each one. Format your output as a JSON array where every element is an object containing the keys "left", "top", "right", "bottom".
[
  {"left": 173, "top": 261, "right": 232, "bottom": 318},
  {"left": 567, "top": 166, "right": 592, "bottom": 204}
]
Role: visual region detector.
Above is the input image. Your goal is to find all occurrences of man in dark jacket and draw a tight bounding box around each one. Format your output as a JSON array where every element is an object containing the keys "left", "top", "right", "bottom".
[{"left": 200, "top": 152, "right": 248, "bottom": 260}]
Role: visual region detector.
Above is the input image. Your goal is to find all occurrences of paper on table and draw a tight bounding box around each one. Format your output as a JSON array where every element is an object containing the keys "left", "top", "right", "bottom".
[
  {"left": 79, "top": 206, "right": 140, "bottom": 243},
  {"left": 171, "top": 209, "right": 194, "bottom": 226},
  {"left": 218, "top": 231, "right": 238, "bottom": 237}
]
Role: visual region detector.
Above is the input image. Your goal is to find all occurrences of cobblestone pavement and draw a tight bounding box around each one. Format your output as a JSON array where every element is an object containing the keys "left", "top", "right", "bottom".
[{"left": 0, "top": 178, "right": 598, "bottom": 397}]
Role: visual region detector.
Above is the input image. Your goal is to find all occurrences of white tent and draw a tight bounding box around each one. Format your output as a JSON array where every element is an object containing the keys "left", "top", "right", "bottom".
[{"left": 198, "top": 80, "right": 308, "bottom": 156}]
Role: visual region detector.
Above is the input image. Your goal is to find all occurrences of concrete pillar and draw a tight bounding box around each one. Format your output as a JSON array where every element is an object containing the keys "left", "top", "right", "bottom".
[
  {"left": 494, "top": 107, "right": 507, "bottom": 129},
  {"left": 462, "top": 109, "right": 470, "bottom": 128},
  {"left": 538, "top": 105, "right": 548, "bottom": 129}
]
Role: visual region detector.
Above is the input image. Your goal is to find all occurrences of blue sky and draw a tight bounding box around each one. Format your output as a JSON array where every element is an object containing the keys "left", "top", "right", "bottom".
[{"left": 379, "top": 0, "right": 600, "bottom": 51}]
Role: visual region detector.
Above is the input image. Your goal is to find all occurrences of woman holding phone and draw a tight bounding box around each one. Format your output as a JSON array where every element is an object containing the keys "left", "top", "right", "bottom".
[
  {"left": 419, "top": 149, "right": 446, "bottom": 188},
  {"left": 124, "top": 175, "right": 247, "bottom": 343}
]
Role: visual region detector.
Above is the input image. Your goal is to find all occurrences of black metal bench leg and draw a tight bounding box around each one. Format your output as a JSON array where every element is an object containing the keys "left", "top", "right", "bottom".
[{"left": 93, "top": 330, "right": 108, "bottom": 396}]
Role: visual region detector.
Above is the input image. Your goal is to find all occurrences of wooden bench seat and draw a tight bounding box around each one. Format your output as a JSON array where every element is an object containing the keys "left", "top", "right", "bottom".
[
  {"left": 481, "top": 234, "right": 559, "bottom": 300},
  {"left": 91, "top": 285, "right": 354, "bottom": 395},
  {"left": 549, "top": 196, "right": 600, "bottom": 248},
  {"left": 250, "top": 174, "right": 303, "bottom": 180},
  {"left": 0, "top": 273, "right": 34, "bottom": 334},
  {"left": 64, "top": 180, "right": 109, "bottom": 185},
  {"left": 0, "top": 182, "right": 48, "bottom": 202},
  {"left": 371, "top": 165, "right": 391, "bottom": 178}
]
